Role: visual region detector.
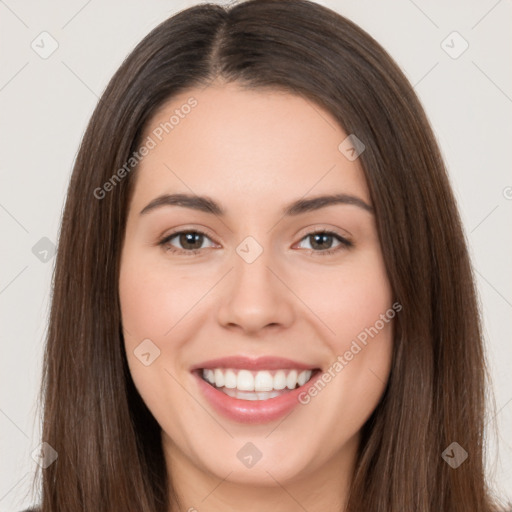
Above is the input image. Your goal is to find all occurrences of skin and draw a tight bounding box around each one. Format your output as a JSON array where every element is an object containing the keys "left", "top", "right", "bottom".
[{"left": 119, "top": 82, "right": 395, "bottom": 512}]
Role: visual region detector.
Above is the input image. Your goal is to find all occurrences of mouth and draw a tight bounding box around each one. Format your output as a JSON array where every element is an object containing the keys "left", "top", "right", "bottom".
[
  {"left": 194, "top": 367, "right": 322, "bottom": 401},
  {"left": 190, "top": 355, "right": 323, "bottom": 423},
  {"left": 192, "top": 367, "right": 322, "bottom": 423}
]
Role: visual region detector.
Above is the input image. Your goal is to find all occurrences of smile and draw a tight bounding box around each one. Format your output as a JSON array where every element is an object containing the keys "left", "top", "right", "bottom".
[
  {"left": 200, "top": 368, "right": 317, "bottom": 400},
  {"left": 190, "top": 355, "right": 323, "bottom": 424}
]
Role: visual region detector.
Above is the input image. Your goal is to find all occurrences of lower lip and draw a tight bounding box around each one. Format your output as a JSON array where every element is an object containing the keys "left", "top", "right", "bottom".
[{"left": 192, "top": 370, "right": 322, "bottom": 424}]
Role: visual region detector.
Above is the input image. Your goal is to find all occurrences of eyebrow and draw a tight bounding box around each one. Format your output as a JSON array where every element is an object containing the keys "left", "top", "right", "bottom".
[{"left": 139, "top": 192, "right": 374, "bottom": 217}]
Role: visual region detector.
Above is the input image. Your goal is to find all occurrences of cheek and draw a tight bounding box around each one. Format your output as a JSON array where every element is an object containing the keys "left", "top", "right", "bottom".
[
  {"left": 330, "top": 255, "right": 394, "bottom": 379},
  {"left": 293, "top": 248, "right": 393, "bottom": 347},
  {"left": 118, "top": 251, "right": 183, "bottom": 401},
  {"left": 118, "top": 253, "right": 195, "bottom": 440},
  {"left": 292, "top": 250, "right": 394, "bottom": 425},
  {"left": 330, "top": 273, "right": 393, "bottom": 348},
  {"left": 119, "top": 252, "right": 201, "bottom": 338}
]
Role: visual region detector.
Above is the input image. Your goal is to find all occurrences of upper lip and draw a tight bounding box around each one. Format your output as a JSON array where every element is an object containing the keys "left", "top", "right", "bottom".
[{"left": 190, "top": 356, "right": 320, "bottom": 372}]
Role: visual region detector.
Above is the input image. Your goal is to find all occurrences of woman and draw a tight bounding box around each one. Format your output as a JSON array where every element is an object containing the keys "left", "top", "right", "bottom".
[{"left": 26, "top": 0, "right": 510, "bottom": 510}]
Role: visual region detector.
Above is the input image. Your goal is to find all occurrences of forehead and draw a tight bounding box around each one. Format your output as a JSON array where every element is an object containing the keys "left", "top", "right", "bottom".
[{"left": 131, "top": 83, "right": 370, "bottom": 212}]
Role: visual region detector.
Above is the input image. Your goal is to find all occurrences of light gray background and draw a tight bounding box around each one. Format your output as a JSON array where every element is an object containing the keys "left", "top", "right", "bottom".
[{"left": 1, "top": 0, "right": 511, "bottom": 510}]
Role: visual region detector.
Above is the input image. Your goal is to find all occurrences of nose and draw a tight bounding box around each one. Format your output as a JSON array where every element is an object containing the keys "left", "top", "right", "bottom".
[{"left": 216, "top": 243, "right": 295, "bottom": 335}]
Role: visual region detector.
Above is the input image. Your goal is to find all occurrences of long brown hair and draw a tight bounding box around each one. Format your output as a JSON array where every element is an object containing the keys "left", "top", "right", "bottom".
[{"left": 32, "top": 1, "right": 509, "bottom": 511}]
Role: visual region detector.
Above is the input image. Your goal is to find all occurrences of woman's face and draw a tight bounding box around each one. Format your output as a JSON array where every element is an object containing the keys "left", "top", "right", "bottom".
[{"left": 119, "top": 82, "right": 394, "bottom": 487}]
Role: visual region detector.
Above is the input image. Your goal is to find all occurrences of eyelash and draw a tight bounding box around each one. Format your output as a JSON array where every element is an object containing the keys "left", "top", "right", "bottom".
[{"left": 158, "top": 229, "right": 353, "bottom": 257}]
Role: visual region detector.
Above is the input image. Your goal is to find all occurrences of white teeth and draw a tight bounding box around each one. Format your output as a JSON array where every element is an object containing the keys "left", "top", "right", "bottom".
[
  {"left": 214, "top": 368, "right": 224, "bottom": 388},
  {"left": 222, "top": 388, "right": 283, "bottom": 401},
  {"left": 201, "top": 367, "right": 314, "bottom": 392},
  {"left": 224, "top": 369, "right": 237, "bottom": 389},
  {"left": 297, "top": 370, "right": 309, "bottom": 386},
  {"left": 273, "top": 370, "right": 287, "bottom": 390},
  {"left": 254, "top": 371, "right": 273, "bottom": 391},
  {"left": 286, "top": 370, "right": 298, "bottom": 389},
  {"left": 237, "top": 370, "right": 254, "bottom": 391},
  {"left": 204, "top": 369, "right": 215, "bottom": 385}
]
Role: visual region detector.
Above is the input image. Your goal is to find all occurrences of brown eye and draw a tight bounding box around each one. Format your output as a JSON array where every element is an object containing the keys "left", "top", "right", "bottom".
[
  {"left": 297, "top": 231, "right": 352, "bottom": 255},
  {"left": 175, "top": 232, "right": 205, "bottom": 250},
  {"left": 159, "top": 230, "right": 216, "bottom": 255}
]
